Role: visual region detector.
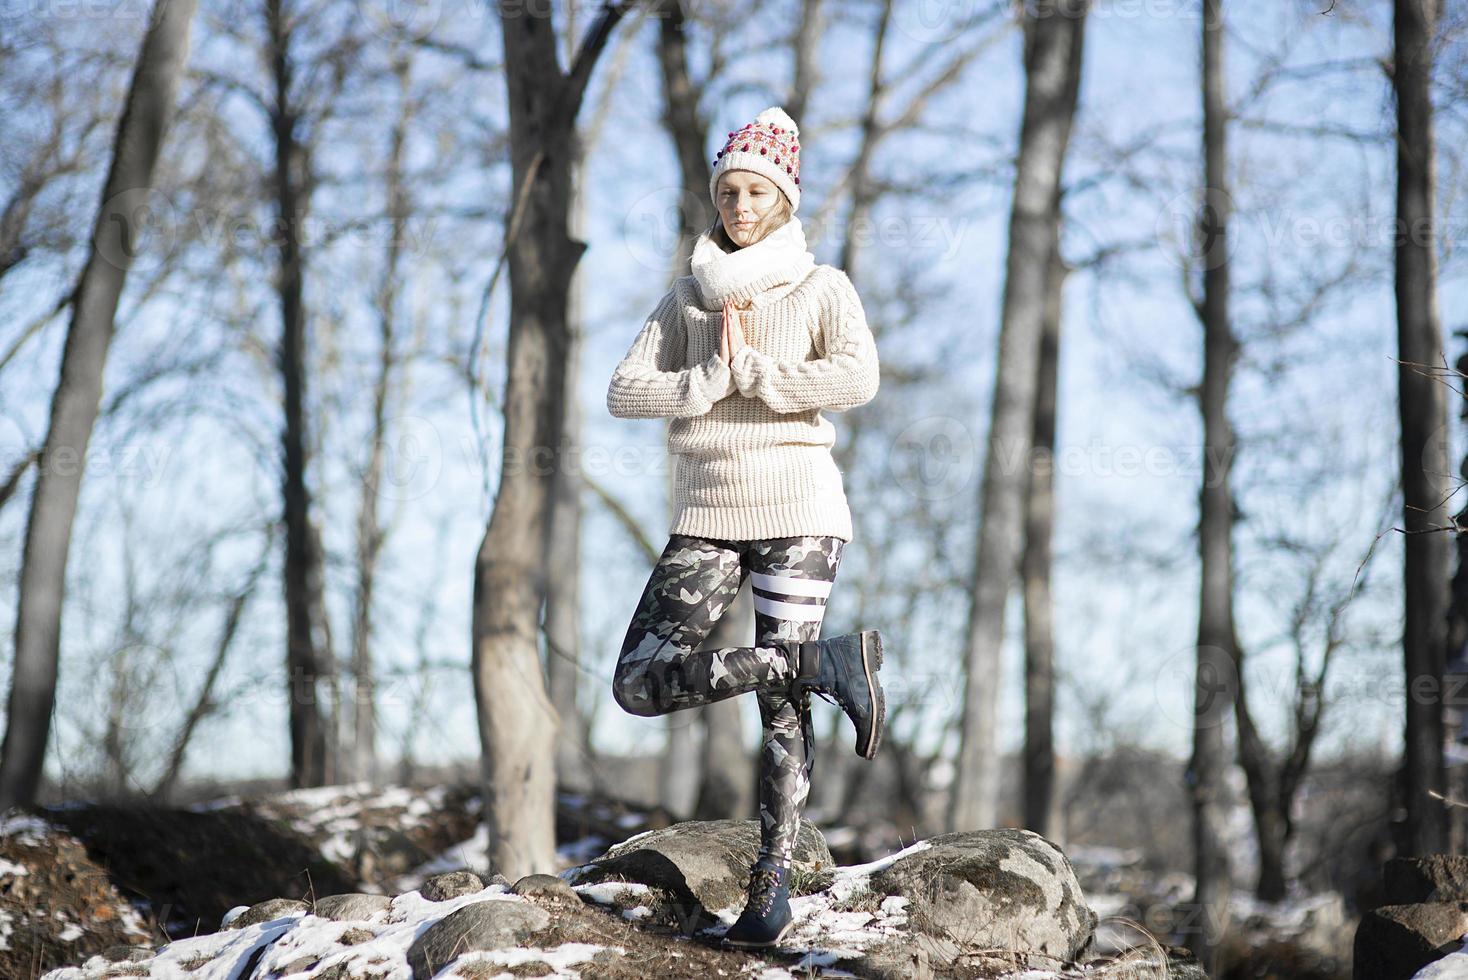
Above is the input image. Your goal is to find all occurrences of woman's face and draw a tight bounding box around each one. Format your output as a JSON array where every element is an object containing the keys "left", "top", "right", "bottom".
[{"left": 716, "top": 170, "right": 782, "bottom": 248}]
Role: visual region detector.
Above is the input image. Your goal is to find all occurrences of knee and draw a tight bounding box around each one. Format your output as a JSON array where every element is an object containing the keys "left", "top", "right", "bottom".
[{"left": 612, "top": 661, "right": 662, "bottom": 718}]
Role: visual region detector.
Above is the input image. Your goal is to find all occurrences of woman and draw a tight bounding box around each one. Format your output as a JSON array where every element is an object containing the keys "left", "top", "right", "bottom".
[{"left": 606, "top": 106, "right": 885, "bottom": 950}]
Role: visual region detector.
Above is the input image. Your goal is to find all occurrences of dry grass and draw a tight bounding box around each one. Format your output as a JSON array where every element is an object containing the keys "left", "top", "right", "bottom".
[{"left": 826, "top": 884, "right": 886, "bottom": 915}]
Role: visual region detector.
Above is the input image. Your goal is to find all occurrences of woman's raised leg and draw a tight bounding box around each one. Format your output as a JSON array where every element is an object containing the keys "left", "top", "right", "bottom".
[{"left": 612, "top": 534, "right": 803, "bottom": 717}]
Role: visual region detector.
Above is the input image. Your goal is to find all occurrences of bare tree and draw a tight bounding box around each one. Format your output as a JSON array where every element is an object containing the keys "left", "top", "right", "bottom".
[
  {"left": 476, "top": 0, "right": 638, "bottom": 879},
  {"left": 1022, "top": 222, "right": 1066, "bottom": 841},
  {"left": 949, "top": 0, "right": 1088, "bottom": 833},
  {"left": 0, "top": 0, "right": 198, "bottom": 812},
  {"left": 1187, "top": 0, "right": 1236, "bottom": 970},
  {"left": 265, "top": 0, "right": 332, "bottom": 788},
  {"left": 344, "top": 51, "right": 416, "bottom": 788},
  {"left": 1233, "top": 486, "right": 1394, "bottom": 899},
  {"left": 545, "top": 174, "right": 595, "bottom": 796},
  {"left": 1392, "top": 0, "right": 1450, "bottom": 856}
]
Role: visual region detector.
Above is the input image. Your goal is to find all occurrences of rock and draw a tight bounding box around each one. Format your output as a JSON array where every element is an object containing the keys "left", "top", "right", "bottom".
[
  {"left": 97, "top": 945, "right": 153, "bottom": 962},
  {"left": 1353, "top": 901, "right": 1468, "bottom": 980},
  {"left": 278, "top": 954, "right": 320, "bottom": 974},
  {"left": 338, "top": 926, "right": 375, "bottom": 945},
  {"left": 223, "top": 897, "right": 310, "bottom": 930},
  {"left": 311, "top": 893, "right": 392, "bottom": 921},
  {"left": 405, "top": 899, "right": 551, "bottom": 979},
  {"left": 563, "top": 817, "right": 832, "bottom": 915},
  {"left": 418, "top": 870, "right": 487, "bottom": 901},
  {"left": 512, "top": 873, "right": 579, "bottom": 902},
  {"left": 478, "top": 871, "right": 511, "bottom": 888},
  {"left": 1385, "top": 856, "right": 1468, "bottom": 904},
  {"left": 868, "top": 828, "right": 1096, "bottom": 970}
]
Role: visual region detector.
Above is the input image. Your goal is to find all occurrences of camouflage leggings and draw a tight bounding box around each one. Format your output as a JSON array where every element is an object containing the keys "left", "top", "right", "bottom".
[{"left": 612, "top": 533, "right": 846, "bottom": 867}]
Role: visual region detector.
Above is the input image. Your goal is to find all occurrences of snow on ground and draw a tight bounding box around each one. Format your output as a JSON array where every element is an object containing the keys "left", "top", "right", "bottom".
[
  {"left": 1412, "top": 933, "right": 1468, "bottom": 979},
  {"left": 563, "top": 836, "right": 936, "bottom": 967},
  {"left": 570, "top": 880, "right": 656, "bottom": 905},
  {"left": 268, "top": 781, "right": 460, "bottom": 867},
  {"left": 818, "top": 839, "right": 931, "bottom": 905},
  {"left": 0, "top": 812, "right": 56, "bottom": 845},
  {"left": 17, "top": 784, "right": 1358, "bottom": 978},
  {"left": 40, "top": 880, "right": 623, "bottom": 980}
]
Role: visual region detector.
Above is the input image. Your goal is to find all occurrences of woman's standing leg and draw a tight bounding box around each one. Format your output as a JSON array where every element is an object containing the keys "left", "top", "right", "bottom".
[
  {"left": 748, "top": 535, "right": 846, "bottom": 867},
  {"left": 613, "top": 534, "right": 805, "bottom": 718}
]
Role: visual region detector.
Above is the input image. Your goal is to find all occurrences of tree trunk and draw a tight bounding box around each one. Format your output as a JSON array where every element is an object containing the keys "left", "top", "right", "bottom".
[
  {"left": 545, "top": 124, "right": 593, "bottom": 795},
  {"left": 1393, "top": 0, "right": 1449, "bottom": 857},
  {"left": 1189, "top": 0, "right": 1236, "bottom": 970},
  {"left": 0, "top": 0, "right": 197, "bottom": 811},
  {"left": 1234, "top": 689, "right": 1286, "bottom": 900},
  {"left": 1449, "top": 339, "right": 1468, "bottom": 853},
  {"left": 268, "top": 0, "right": 330, "bottom": 790},
  {"left": 653, "top": 0, "right": 714, "bottom": 273},
  {"left": 787, "top": 0, "right": 823, "bottom": 127},
  {"left": 1022, "top": 223, "right": 1066, "bottom": 842},
  {"left": 949, "top": 0, "right": 1088, "bottom": 833},
  {"left": 347, "top": 54, "right": 415, "bottom": 788},
  {"left": 476, "top": 0, "right": 632, "bottom": 880}
]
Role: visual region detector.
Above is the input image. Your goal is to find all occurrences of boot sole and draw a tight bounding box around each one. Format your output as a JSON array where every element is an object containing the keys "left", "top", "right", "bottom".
[
  {"left": 857, "top": 630, "right": 885, "bottom": 760},
  {"left": 720, "top": 917, "right": 795, "bottom": 949}
]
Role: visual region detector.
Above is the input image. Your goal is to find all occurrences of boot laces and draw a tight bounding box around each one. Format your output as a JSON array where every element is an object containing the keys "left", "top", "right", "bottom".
[{"left": 748, "top": 864, "right": 784, "bottom": 914}]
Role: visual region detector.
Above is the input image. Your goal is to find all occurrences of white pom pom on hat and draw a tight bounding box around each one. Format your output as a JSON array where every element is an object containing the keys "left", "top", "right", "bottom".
[
  {"left": 753, "top": 106, "right": 799, "bottom": 136},
  {"left": 709, "top": 105, "right": 803, "bottom": 214}
]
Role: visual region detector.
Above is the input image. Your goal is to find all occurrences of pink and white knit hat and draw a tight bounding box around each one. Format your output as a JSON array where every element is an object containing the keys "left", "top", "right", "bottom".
[{"left": 709, "top": 106, "right": 802, "bottom": 213}]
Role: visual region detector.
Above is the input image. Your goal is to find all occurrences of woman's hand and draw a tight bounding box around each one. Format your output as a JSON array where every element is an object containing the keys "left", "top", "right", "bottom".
[{"left": 721, "top": 298, "right": 750, "bottom": 367}]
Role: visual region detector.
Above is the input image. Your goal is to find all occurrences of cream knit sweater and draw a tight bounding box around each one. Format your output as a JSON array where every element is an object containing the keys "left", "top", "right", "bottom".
[{"left": 606, "top": 217, "right": 879, "bottom": 542}]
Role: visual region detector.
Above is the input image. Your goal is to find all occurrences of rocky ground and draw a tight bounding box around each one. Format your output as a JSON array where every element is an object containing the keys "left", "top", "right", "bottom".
[{"left": 0, "top": 780, "right": 1355, "bottom": 978}]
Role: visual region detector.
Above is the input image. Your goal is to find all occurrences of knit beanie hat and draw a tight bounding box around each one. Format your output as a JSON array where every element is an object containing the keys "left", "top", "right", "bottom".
[{"left": 709, "top": 106, "right": 802, "bottom": 214}]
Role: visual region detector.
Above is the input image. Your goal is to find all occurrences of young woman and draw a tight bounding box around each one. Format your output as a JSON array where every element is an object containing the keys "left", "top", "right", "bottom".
[{"left": 606, "top": 106, "right": 886, "bottom": 950}]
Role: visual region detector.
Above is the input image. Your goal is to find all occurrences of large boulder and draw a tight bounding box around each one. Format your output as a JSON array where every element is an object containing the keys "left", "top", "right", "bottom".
[
  {"left": 1353, "top": 901, "right": 1468, "bottom": 980},
  {"left": 405, "top": 899, "right": 551, "bottom": 979},
  {"left": 561, "top": 817, "right": 832, "bottom": 916},
  {"left": 868, "top": 828, "right": 1097, "bottom": 971},
  {"left": 1385, "top": 856, "right": 1468, "bottom": 905}
]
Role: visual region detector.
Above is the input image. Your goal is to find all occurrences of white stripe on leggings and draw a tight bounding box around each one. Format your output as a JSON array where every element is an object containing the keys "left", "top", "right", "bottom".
[
  {"left": 751, "top": 571, "right": 832, "bottom": 598},
  {"left": 754, "top": 594, "right": 829, "bottom": 622}
]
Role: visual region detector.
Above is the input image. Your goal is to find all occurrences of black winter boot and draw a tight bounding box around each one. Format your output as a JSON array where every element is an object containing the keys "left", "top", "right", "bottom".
[
  {"left": 788, "top": 629, "right": 885, "bottom": 759},
  {"left": 720, "top": 857, "right": 794, "bottom": 949}
]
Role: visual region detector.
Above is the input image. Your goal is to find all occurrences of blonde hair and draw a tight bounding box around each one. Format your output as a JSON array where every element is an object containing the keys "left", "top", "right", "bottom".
[{"left": 706, "top": 180, "right": 795, "bottom": 252}]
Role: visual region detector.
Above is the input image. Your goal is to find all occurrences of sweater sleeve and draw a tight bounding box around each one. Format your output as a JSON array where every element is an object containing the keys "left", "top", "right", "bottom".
[
  {"left": 728, "top": 269, "right": 880, "bottom": 414},
  {"left": 607, "top": 284, "right": 737, "bottom": 419}
]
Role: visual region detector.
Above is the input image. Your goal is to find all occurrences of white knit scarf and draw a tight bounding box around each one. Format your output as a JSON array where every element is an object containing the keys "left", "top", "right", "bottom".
[{"left": 690, "top": 214, "right": 817, "bottom": 307}]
